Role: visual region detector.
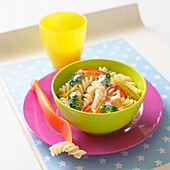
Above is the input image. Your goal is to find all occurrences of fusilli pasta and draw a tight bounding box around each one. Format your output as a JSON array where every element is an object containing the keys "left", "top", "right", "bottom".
[
  {"left": 83, "top": 93, "right": 93, "bottom": 105},
  {"left": 121, "top": 97, "right": 136, "bottom": 108},
  {"left": 56, "top": 66, "right": 142, "bottom": 113},
  {"left": 59, "top": 97, "right": 69, "bottom": 106},
  {"left": 49, "top": 141, "right": 86, "bottom": 159},
  {"left": 99, "top": 66, "right": 108, "bottom": 72},
  {"left": 76, "top": 76, "right": 95, "bottom": 95},
  {"left": 58, "top": 83, "right": 72, "bottom": 96},
  {"left": 113, "top": 73, "right": 141, "bottom": 96}
]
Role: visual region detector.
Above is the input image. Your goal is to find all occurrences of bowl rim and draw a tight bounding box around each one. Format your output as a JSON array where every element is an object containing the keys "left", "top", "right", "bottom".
[{"left": 51, "top": 58, "right": 147, "bottom": 116}]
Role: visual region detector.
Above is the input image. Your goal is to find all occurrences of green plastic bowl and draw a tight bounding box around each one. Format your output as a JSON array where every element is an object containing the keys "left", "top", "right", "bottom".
[{"left": 51, "top": 59, "right": 146, "bottom": 135}]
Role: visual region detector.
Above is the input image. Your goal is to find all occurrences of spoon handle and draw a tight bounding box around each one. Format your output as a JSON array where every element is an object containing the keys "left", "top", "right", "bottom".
[{"left": 31, "top": 79, "right": 72, "bottom": 143}]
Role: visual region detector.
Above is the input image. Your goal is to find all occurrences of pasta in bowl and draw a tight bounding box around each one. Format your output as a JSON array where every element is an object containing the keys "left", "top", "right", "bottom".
[{"left": 51, "top": 59, "right": 146, "bottom": 135}]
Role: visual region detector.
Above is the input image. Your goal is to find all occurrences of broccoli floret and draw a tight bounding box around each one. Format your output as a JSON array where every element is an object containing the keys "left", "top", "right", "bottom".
[
  {"left": 68, "top": 73, "right": 83, "bottom": 86},
  {"left": 68, "top": 91, "right": 83, "bottom": 110},
  {"left": 97, "top": 73, "right": 111, "bottom": 87},
  {"left": 100, "top": 102, "right": 118, "bottom": 113}
]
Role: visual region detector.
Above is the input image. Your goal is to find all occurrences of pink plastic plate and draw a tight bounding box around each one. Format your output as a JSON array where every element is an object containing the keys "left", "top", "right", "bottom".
[{"left": 23, "top": 71, "right": 163, "bottom": 155}]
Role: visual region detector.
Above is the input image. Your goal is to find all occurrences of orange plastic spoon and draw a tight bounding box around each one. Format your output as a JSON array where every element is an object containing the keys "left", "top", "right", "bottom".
[{"left": 31, "top": 79, "right": 72, "bottom": 143}]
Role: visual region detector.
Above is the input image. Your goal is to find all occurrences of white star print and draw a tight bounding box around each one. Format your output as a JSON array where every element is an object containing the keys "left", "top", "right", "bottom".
[
  {"left": 114, "top": 162, "right": 123, "bottom": 169},
  {"left": 131, "top": 63, "right": 137, "bottom": 67},
  {"left": 144, "top": 65, "right": 150, "bottom": 69},
  {"left": 98, "top": 157, "right": 106, "bottom": 164},
  {"left": 114, "top": 45, "right": 120, "bottom": 50},
  {"left": 102, "top": 43, "right": 108, "bottom": 47},
  {"left": 35, "top": 139, "right": 42, "bottom": 145},
  {"left": 135, "top": 56, "right": 141, "bottom": 60},
  {"left": 162, "top": 136, "right": 170, "bottom": 142},
  {"left": 132, "top": 167, "right": 140, "bottom": 170},
  {"left": 58, "top": 160, "right": 66, "bottom": 167},
  {"left": 141, "top": 72, "right": 146, "bottom": 77},
  {"left": 97, "top": 50, "right": 103, "bottom": 53},
  {"left": 42, "top": 69, "right": 48, "bottom": 73},
  {"left": 0, "top": 68, "right": 5, "bottom": 72},
  {"left": 165, "top": 85, "right": 170, "bottom": 90},
  {"left": 149, "top": 134, "right": 153, "bottom": 138},
  {"left": 121, "top": 151, "right": 128, "bottom": 156},
  {"left": 86, "top": 47, "right": 91, "bottom": 51},
  {"left": 142, "top": 143, "right": 150, "bottom": 149},
  {"left": 75, "top": 165, "right": 84, "bottom": 170},
  {"left": 110, "top": 51, "right": 116, "bottom": 56},
  {"left": 4, "top": 78, "right": 10, "bottom": 82},
  {"left": 10, "top": 71, "right": 16, "bottom": 75},
  {"left": 136, "top": 155, "right": 144, "bottom": 161},
  {"left": 35, "top": 59, "right": 42, "bottom": 64},
  {"left": 28, "top": 66, "right": 35, "bottom": 70},
  {"left": 161, "top": 94, "right": 168, "bottom": 99},
  {"left": 16, "top": 81, "right": 22, "bottom": 85},
  {"left": 118, "top": 40, "right": 123, "bottom": 44},
  {"left": 16, "top": 99, "right": 21, "bottom": 104},
  {"left": 151, "top": 83, "right": 157, "bottom": 88},
  {"left": 43, "top": 155, "right": 51, "bottom": 162},
  {"left": 158, "top": 147, "right": 166, "bottom": 154},
  {"left": 165, "top": 125, "right": 170, "bottom": 131},
  {"left": 154, "top": 159, "right": 162, "bottom": 166},
  {"left": 82, "top": 155, "right": 89, "bottom": 159},
  {"left": 122, "top": 54, "right": 128, "bottom": 58},
  {"left": 126, "top": 47, "right": 132, "bottom": 52},
  {"left": 81, "top": 53, "right": 86, "bottom": 58},
  {"left": 47, "top": 61, "right": 51, "bottom": 67},
  {"left": 154, "top": 75, "right": 161, "bottom": 80},
  {"left": 23, "top": 73, "right": 29, "bottom": 77},
  {"left": 10, "top": 88, "right": 16, "bottom": 93}
]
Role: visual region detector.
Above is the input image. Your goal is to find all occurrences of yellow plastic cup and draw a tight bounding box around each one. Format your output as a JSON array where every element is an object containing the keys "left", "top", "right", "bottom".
[{"left": 39, "top": 12, "right": 87, "bottom": 69}]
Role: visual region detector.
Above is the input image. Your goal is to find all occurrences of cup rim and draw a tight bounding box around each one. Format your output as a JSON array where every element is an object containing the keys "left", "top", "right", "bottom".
[{"left": 39, "top": 11, "right": 87, "bottom": 34}]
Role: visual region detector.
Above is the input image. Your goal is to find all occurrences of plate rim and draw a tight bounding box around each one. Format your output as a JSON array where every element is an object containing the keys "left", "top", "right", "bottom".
[{"left": 23, "top": 70, "right": 164, "bottom": 155}]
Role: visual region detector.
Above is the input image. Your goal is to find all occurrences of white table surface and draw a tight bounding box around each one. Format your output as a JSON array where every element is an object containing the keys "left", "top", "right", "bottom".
[{"left": 0, "top": 0, "right": 170, "bottom": 169}]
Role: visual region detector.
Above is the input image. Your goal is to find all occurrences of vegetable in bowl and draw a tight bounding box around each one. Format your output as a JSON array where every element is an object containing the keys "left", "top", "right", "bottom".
[
  {"left": 68, "top": 91, "right": 83, "bottom": 110},
  {"left": 57, "top": 66, "right": 142, "bottom": 113},
  {"left": 100, "top": 102, "right": 118, "bottom": 113},
  {"left": 51, "top": 59, "right": 146, "bottom": 135}
]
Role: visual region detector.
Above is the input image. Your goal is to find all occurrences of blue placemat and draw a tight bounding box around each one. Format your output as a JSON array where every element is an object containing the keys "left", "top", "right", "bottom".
[{"left": 0, "top": 39, "right": 170, "bottom": 170}]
